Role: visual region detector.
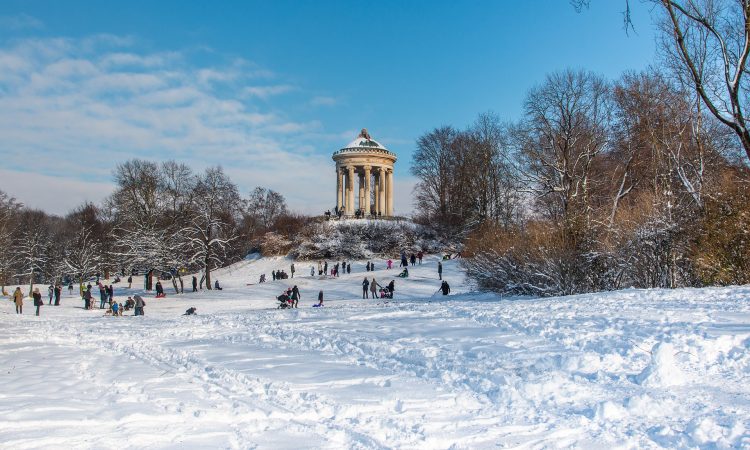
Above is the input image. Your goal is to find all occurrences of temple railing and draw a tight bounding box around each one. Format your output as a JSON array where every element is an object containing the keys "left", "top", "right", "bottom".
[{"left": 332, "top": 147, "right": 397, "bottom": 158}]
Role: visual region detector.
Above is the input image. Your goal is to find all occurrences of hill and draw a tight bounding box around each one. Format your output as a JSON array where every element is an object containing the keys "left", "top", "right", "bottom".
[{"left": 1, "top": 255, "right": 749, "bottom": 448}]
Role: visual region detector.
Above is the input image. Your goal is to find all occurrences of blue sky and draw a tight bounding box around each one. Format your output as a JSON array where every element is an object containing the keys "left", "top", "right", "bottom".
[{"left": 0, "top": 1, "right": 658, "bottom": 215}]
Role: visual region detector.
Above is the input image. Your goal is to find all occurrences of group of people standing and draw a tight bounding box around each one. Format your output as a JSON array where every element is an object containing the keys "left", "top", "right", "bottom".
[{"left": 361, "top": 277, "right": 395, "bottom": 299}]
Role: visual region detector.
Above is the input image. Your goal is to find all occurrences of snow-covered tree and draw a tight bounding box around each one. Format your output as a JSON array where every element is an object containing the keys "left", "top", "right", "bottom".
[
  {"left": 185, "top": 167, "right": 241, "bottom": 290},
  {"left": 14, "top": 210, "right": 51, "bottom": 296},
  {"left": 0, "top": 190, "right": 22, "bottom": 293},
  {"left": 63, "top": 223, "right": 103, "bottom": 290}
]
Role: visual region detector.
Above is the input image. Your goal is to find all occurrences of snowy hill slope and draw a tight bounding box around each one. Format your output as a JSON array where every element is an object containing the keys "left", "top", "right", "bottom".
[{"left": 1, "top": 255, "right": 749, "bottom": 449}]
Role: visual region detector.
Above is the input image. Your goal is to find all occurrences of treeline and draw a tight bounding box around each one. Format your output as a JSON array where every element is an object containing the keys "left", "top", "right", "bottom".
[
  {"left": 412, "top": 68, "right": 750, "bottom": 295},
  {"left": 0, "top": 160, "right": 294, "bottom": 293}
]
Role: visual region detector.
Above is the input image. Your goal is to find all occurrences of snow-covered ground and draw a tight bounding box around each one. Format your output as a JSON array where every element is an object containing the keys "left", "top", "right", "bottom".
[{"left": 1, "top": 255, "right": 749, "bottom": 449}]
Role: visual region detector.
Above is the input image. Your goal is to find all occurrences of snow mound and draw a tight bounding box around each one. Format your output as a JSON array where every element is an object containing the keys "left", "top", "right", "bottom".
[{"left": 636, "top": 342, "right": 687, "bottom": 387}]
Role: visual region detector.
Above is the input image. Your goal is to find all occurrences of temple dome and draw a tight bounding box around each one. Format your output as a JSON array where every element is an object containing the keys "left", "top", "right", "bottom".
[{"left": 339, "top": 128, "right": 389, "bottom": 152}]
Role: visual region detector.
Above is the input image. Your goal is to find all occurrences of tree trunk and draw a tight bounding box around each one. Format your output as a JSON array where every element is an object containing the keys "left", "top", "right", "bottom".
[
  {"left": 28, "top": 269, "right": 34, "bottom": 297},
  {"left": 204, "top": 252, "right": 212, "bottom": 290}
]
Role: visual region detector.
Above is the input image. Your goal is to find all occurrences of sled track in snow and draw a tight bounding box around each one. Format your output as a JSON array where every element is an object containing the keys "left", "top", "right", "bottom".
[{"left": 34, "top": 317, "right": 420, "bottom": 449}]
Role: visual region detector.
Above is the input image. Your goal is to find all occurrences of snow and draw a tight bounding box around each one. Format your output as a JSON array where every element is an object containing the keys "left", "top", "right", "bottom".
[
  {"left": 341, "top": 137, "right": 388, "bottom": 151},
  {"left": 1, "top": 255, "right": 750, "bottom": 448}
]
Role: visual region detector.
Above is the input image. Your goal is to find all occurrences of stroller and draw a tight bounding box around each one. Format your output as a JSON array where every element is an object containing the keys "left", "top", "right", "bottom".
[
  {"left": 379, "top": 287, "right": 393, "bottom": 299},
  {"left": 277, "top": 293, "right": 292, "bottom": 309}
]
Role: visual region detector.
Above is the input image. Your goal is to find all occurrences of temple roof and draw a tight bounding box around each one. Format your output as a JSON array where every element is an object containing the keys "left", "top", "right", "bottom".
[{"left": 340, "top": 128, "right": 389, "bottom": 151}]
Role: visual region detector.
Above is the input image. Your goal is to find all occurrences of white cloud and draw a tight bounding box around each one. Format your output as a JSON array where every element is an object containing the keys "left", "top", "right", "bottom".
[
  {"left": 0, "top": 14, "right": 43, "bottom": 31},
  {"left": 0, "top": 34, "right": 359, "bottom": 214},
  {"left": 242, "top": 84, "right": 295, "bottom": 99},
  {"left": 310, "top": 95, "right": 338, "bottom": 106}
]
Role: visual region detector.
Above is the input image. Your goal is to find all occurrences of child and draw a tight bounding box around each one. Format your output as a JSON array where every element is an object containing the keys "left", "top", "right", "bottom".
[
  {"left": 118, "top": 303, "right": 124, "bottom": 316},
  {"left": 111, "top": 302, "right": 119, "bottom": 316},
  {"left": 313, "top": 290, "right": 324, "bottom": 307}
]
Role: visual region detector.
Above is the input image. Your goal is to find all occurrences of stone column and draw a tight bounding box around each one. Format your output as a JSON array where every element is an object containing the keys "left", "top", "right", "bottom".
[
  {"left": 357, "top": 168, "right": 365, "bottom": 216},
  {"left": 336, "top": 165, "right": 342, "bottom": 213},
  {"left": 347, "top": 165, "right": 355, "bottom": 215},
  {"left": 363, "top": 165, "right": 371, "bottom": 216},
  {"left": 378, "top": 167, "right": 385, "bottom": 216},
  {"left": 386, "top": 168, "right": 394, "bottom": 216},
  {"left": 373, "top": 170, "right": 379, "bottom": 215}
]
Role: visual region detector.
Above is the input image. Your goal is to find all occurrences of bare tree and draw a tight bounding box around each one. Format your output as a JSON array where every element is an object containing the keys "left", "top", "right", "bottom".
[
  {"left": 657, "top": 0, "right": 750, "bottom": 161},
  {"left": 245, "top": 187, "right": 288, "bottom": 231},
  {"left": 411, "top": 126, "right": 459, "bottom": 226},
  {"left": 515, "top": 69, "right": 611, "bottom": 245}
]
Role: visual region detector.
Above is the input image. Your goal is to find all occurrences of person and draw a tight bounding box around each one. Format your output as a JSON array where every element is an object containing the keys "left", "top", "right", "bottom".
[
  {"left": 317, "top": 261, "right": 322, "bottom": 275},
  {"left": 370, "top": 278, "right": 379, "bottom": 298},
  {"left": 310, "top": 266, "right": 315, "bottom": 277},
  {"left": 118, "top": 303, "right": 124, "bottom": 316},
  {"left": 291, "top": 285, "right": 300, "bottom": 308},
  {"left": 441, "top": 280, "right": 451, "bottom": 296},
  {"left": 410, "top": 253, "right": 416, "bottom": 266},
  {"left": 68, "top": 282, "right": 74, "bottom": 295},
  {"left": 83, "top": 286, "right": 92, "bottom": 310},
  {"left": 362, "top": 277, "right": 370, "bottom": 299},
  {"left": 99, "top": 284, "right": 107, "bottom": 309},
  {"left": 291, "top": 263, "right": 295, "bottom": 278},
  {"left": 398, "top": 268, "right": 409, "bottom": 278},
  {"left": 125, "top": 297, "right": 134, "bottom": 311},
  {"left": 214, "top": 279, "right": 223, "bottom": 290},
  {"left": 133, "top": 294, "right": 145, "bottom": 316},
  {"left": 342, "top": 261, "right": 347, "bottom": 273},
  {"left": 154, "top": 280, "right": 164, "bottom": 298},
  {"left": 111, "top": 301, "right": 119, "bottom": 316},
  {"left": 107, "top": 284, "right": 114, "bottom": 306},
  {"left": 192, "top": 275, "right": 198, "bottom": 292},
  {"left": 184, "top": 307, "right": 197, "bottom": 315},
  {"left": 272, "top": 270, "right": 276, "bottom": 281},
  {"left": 387, "top": 259, "right": 392, "bottom": 270},
  {"left": 313, "top": 290, "right": 324, "bottom": 307},
  {"left": 438, "top": 261, "right": 443, "bottom": 280},
  {"left": 418, "top": 251, "right": 423, "bottom": 264},
  {"left": 48, "top": 284, "right": 54, "bottom": 305},
  {"left": 366, "top": 262, "right": 370, "bottom": 272},
  {"left": 323, "top": 261, "right": 328, "bottom": 276},
  {"left": 13, "top": 287, "right": 23, "bottom": 314},
  {"left": 277, "top": 290, "right": 290, "bottom": 308},
  {"left": 400, "top": 252, "right": 407, "bottom": 267},
  {"left": 33, "top": 287, "right": 42, "bottom": 316},
  {"left": 127, "top": 275, "right": 132, "bottom": 289},
  {"left": 54, "top": 284, "right": 61, "bottom": 306},
  {"left": 388, "top": 280, "right": 395, "bottom": 298},
  {"left": 347, "top": 264, "right": 351, "bottom": 274}
]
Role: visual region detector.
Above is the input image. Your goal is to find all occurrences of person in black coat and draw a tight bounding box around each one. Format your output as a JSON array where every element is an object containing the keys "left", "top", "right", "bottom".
[
  {"left": 192, "top": 276, "right": 198, "bottom": 292},
  {"left": 362, "top": 277, "right": 370, "bottom": 299},
  {"left": 291, "top": 285, "right": 300, "bottom": 308},
  {"left": 441, "top": 280, "right": 451, "bottom": 296},
  {"left": 388, "top": 280, "right": 395, "bottom": 298},
  {"left": 33, "top": 287, "right": 42, "bottom": 316}
]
